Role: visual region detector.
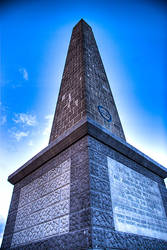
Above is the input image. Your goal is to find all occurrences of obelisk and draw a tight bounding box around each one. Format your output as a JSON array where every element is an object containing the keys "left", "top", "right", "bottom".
[{"left": 1, "top": 19, "right": 167, "bottom": 250}]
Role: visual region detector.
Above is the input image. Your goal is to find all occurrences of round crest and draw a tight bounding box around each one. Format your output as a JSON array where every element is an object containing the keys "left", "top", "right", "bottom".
[{"left": 98, "top": 105, "right": 112, "bottom": 122}]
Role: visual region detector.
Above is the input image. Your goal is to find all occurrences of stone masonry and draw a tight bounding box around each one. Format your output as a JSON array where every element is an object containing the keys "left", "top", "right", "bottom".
[
  {"left": 1, "top": 19, "right": 167, "bottom": 249},
  {"left": 49, "top": 19, "right": 125, "bottom": 143}
]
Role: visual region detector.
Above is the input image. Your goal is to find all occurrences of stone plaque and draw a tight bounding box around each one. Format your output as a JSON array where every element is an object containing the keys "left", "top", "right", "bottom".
[
  {"left": 11, "top": 159, "right": 71, "bottom": 247},
  {"left": 98, "top": 105, "right": 112, "bottom": 122},
  {"left": 107, "top": 157, "right": 167, "bottom": 240}
]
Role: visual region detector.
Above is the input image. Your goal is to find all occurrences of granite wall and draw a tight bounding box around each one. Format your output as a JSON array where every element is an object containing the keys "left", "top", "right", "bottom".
[
  {"left": 1, "top": 137, "right": 91, "bottom": 249},
  {"left": 88, "top": 136, "right": 167, "bottom": 249},
  {"left": 49, "top": 19, "right": 126, "bottom": 144},
  {"left": 82, "top": 22, "right": 125, "bottom": 140},
  {"left": 2, "top": 135, "right": 167, "bottom": 249}
]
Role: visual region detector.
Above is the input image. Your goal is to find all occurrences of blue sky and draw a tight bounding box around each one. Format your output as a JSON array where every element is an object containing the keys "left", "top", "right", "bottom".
[{"left": 0, "top": 0, "right": 167, "bottom": 244}]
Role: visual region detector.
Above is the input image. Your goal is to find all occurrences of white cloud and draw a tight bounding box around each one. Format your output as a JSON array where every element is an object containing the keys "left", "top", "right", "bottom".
[
  {"left": 12, "top": 131, "right": 29, "bottom": 141},
  {"left": 13, "top": 113, "right": 37, "bottom": 126},
  {"left": 43, "top": 114, "right": 53, "bottom": 136},
  {"left": 0, "top": 116, "right": 7, "bottom": 126},
  {"left": 19, "top": 67, "right": 28, "bottom": 81},
  {"left": 28, "top": 140, "right": 33, "bottom": 146},
  {"left": 0, "top": 102, "right": 7, "bottom": 112}
]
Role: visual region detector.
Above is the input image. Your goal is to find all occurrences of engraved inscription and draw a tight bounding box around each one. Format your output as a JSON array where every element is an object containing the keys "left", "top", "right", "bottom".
[
  {"left": 11, "top": 159, "right": 71, "bottom": 247},
  {"left": 107, "top": 157, "right": 167, "bottom": 240}
]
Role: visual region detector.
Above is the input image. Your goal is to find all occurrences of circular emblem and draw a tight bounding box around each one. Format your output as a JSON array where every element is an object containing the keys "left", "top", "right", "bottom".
[{"left": 98, "top": 105, "right": 112, "bottom": 122}]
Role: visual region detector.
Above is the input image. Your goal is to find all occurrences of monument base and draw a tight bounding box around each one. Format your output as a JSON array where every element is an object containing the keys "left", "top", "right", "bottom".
[{"left": 1, "top": 119, "right": 167, "bottom": 249}]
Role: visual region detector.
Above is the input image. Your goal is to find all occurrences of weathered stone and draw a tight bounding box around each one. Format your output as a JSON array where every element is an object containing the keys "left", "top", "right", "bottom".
[
  {"left": 107, "top": 157, "right": 167, "bottom": 240},
  {"left": 1, "top": 19, "right": 167, "bottom": 250}
]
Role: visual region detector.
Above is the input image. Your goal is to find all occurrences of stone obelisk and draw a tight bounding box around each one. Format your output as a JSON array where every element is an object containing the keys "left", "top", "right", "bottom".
[{"left": 1, "top": 19, "right": 167, "bottom": 250}]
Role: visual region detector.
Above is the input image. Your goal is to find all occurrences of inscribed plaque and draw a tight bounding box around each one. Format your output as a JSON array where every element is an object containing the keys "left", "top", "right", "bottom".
[{"left": 107, "top": 157, "right": 167, "bottom": 240}]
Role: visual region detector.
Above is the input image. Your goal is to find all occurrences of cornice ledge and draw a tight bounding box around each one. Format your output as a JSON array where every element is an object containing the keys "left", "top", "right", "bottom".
[{"left": 8, "top": 117, "right": 167, "bottom": 184}]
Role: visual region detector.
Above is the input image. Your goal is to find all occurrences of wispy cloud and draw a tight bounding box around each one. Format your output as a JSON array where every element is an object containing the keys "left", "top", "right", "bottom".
[
  {"left": 0, "top": 116, "right": 7, "bottom": 126},
  {"left": 19, "top": 67, "right": 28, "bottom": 81},
  {"left": 13, "top": 113, "right": 37, "bottom": 126},
  {"left": 28, "top": 140, "right": 33, "bottom": 146},
  {"left": 0, "top": 102, "right": 7, "bottom": 125},
  {"left": 0, "top": 102, "right": 7, "bottom": 112},
  {"left": 11, "top": 131, "right": 29, "bottom": 141},
  {"left": 43, "top": 114, "right": 53, "bottom": 136}
]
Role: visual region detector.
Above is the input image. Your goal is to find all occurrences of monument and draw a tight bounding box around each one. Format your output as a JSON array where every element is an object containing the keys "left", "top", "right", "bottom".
[{"left": 1, "top": 19, "right": 167, "bottom": 249}]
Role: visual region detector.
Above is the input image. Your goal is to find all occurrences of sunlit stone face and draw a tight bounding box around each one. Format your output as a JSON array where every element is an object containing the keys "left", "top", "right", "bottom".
[
  {"left": 11, "top": 159, "right": 71, "bottom": 247},
  {"left": 108, "top": 157, "right": 167, "bottom": 240}
]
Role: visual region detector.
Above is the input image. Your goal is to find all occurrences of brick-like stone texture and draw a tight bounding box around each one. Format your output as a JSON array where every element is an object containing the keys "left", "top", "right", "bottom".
[
  {"left": 2, "top": 19, "right": 167, "bottom": 250},
  {"left": 2, "top": 135, "right": 167, "bottom": 249},
  {"left": 88, "top": 136, "right": 167, "bottom": 249},
  {"left": 108, "top": 157, "right": 167, "bottom": 240},
  {"left": 11, "top": 159, "right": 71, "bottom": 247},
  {"left": 1, "top": 137, "right": 92, "bottom": 249},
  {"left": 82, "top": 22, "right": 125, "bottom": 140},
  {"left": 49, "top": 19, "right": 125, "bottom": 143},
  {"left": 49, "top": 20, "right": 86, "bottom": 143}
]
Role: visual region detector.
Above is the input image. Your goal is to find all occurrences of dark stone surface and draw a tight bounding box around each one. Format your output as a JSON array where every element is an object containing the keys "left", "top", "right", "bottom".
[
  {"left": 159, "top": 182, "right": 167, "bottom": 217},
  {"left": 88, "top": 136, "right": 167, "bottom": 249},
  {"left": 8, "top": 118, "right": 88, "bottom": 184},
  {"left": 1, "top": 137, "right": 92, "bottom": 249},
  {"left": 49, "top": 19, "right": 125, "bottom": 143},
  {"left": 8, "top": 118, "right": 167, "bottom": 185},
  {"left": 82, "top": 20, "right": 125, "bottom": 140},
  {"left": 49, "top": 19, "right": 87, "bottom": 143},
  {"left": 87, "top": 118, "right": 167, "bottom": 179},
  {"left": 1, "top": 186, "right": 20, "bottom": 249},
  {"left": 3, "top": 229, "right": 91, "bottom": 250},
  {"left": 2, "top": 135, "right": 167, "bottom": 249},
  {"left": 88, "top": 136, "right": 165, "bottom": 184},
  {"left": 92, "top": 228, "right": 167, "bottom": 250},
  {"left": 2, "top": 19, "right": 167, "bottom": 250}
]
